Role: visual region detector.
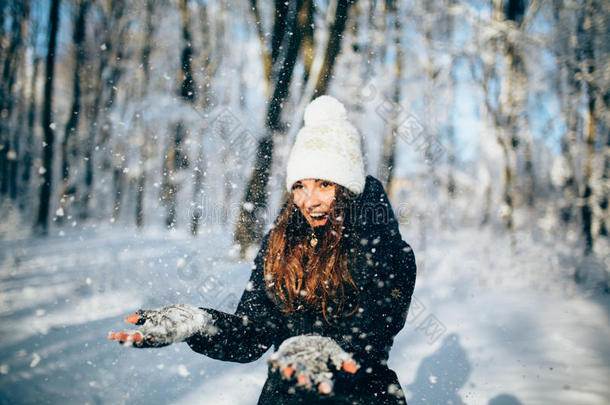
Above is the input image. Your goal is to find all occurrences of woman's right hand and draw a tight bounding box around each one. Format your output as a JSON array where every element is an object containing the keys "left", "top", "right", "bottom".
[
  {"left": 108, "top": 304, "right": 213, "bottom": 348},
  {"left": 268, "top": 335, "right": 359, "bottom": 395}
]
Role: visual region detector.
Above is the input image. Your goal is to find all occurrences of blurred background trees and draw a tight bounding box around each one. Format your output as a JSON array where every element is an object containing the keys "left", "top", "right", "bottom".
[{"left": 0, "top": 0, "right": 608, "bottom": 274}]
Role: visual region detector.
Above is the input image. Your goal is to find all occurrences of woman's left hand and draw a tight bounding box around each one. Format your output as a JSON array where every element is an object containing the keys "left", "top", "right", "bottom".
[
  {"left": 107, "top": 304, "right": 213, "bottom": 348},
  {"left": 268, "top": 335, "right": 359, "bottom": 395}
]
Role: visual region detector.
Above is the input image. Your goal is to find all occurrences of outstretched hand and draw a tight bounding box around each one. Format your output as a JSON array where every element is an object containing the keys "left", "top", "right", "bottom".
[
  {"left": 108, "top": 304, "right": 213, "bottom": 348},
  {"left": 268, "top": 335, "right": 359, "bottom": 395}
]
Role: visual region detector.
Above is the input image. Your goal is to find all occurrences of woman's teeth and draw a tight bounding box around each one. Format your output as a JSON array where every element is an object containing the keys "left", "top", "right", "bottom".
[{"left": 310, "top": 213, "right": 327, "bottom": 219}]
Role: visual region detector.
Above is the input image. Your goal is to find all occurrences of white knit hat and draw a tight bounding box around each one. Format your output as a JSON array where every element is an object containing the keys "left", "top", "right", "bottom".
[{"left": 285, "top": 96, "right": 365, "bottom": 194}]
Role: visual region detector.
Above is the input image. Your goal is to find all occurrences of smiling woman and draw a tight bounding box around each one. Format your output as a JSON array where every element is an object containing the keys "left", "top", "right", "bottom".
[
  {"left": 264, "top": 178, "right": 358, "bottom": 322},
  {"left": 109, "top": 96, "right": 417, "bottom": 404},
  {"left": 291, "top": 179, "right": 336, "bottom": 227}
]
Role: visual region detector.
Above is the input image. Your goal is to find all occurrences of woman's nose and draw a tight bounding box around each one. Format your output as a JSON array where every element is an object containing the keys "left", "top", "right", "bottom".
[{"left": 304, "top": 191, "right": 321, "bottom": 209}]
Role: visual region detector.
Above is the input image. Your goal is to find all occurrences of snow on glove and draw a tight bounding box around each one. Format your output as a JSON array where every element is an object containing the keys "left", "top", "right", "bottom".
[
  {"left": 268, "top": 335, "right": 359, "bottom": 395},
  {"left": 108, "top": 304, "right": 213, "bottom": 348}
]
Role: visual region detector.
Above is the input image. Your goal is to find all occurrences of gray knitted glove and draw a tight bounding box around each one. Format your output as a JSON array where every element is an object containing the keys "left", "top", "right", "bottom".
[
  {"left": 268, "top": 335, "right": 359, "bottom": 395},
  {"left": 108, "top": 304, "right": 214, "bottom": 348}
]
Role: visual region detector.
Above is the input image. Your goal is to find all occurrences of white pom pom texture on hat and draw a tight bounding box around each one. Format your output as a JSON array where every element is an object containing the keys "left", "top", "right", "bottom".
[
  {"left": 286, "top": 96, "right": 365, "bottom": 195},
  {"left": 303, "top": 95, "right": 347, "bottom": 127}
]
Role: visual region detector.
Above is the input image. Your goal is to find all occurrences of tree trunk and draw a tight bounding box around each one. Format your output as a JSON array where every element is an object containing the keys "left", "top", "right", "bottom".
[
  {"left": 59, "top": 0, "right": 89, "bottom": 223},
  {"left": 112, "top": 144, "right": 125, "bottom": 223},
  {"left": 135, "top": 163, "right": 146, "bottom": 228},
  {"left": 179, "top": 0, "right": 195, "bottom": 103},
  {"left": 234, "top": 134, "right": 274, "bottom": 254},
  {"left": 271, "top": 0, "right": 290, "bottom": 67},
  {"left": 554, "top": 0, "right": 582, "bottom": 226},
  {"left": 498, "top": 136, "right": 515, "bottom": 236},
  {"left": 9, "top": 53, "right": 29, "bottom": 201},
  {"left": 0, "top": 4, "right": 5, "bottom": 60},
  {"left": 80, "top": 51, "right": 106, "bottom": 221},
  {"left": 488, "top": 0, "right": 527, "bottom": 247},
  {"left": 444, "top": 0, "right": 457, "bottom": 200},
  {"left": 361, "top": 0, "right": 378, "bottom": 82},
  {"left": 266, "top": 0, "right": 306, "bottom": 131},
  {"left": 99, "top": 2, "right": 126, "bottom": 144},
  {"left": 313, "top": 0, "right": 352, "bottom": 96},
  {"left": 249, "top": 0, "right": 272, "bottom": 95},
  {"left": 199, "top": 2, "right": 217, "bottom": 108},
  {"left": 190, "top": 2, "right": 216, "bottom": 235},
  {"left": 161, "top": 129, "right": 178, "bottom": 229},
  {"left": 135, "top": 0, "right": 157, "bottom": 228},
  {"left": 580, "top": 3, "right": 598, "bottom": 256},
  {"left": 79, "top": 1, "right": 126, "bottom": 222},
  {"left": 299, "top": 0, "right": 314, "bottom": 86},
  {"left": 446, "top": 68, "right": 457, "bottom": 199},
  {"left": 501, "top": 41, "right": 521, "bottom": 242},
  {"left": 378, "top": 0, "right": 402, "bottom": 190},
  {"left": 35, "top": 0, "right": 60, "bottom": 234},
  {"left": 190, "top": 132, "right": 205, "bottom": 236},
  {"left": 98, "top": 4, "right": 127, "bottom": 222},
  {"left": 0, "top": 2, "right": 30, "bottom": 197},
  {"left": 162, "top": 0, "right": 195, "bottom": 229},
  {"left": 80, "top": 2, "right": 119, "bottom": 220},
  {"left": 234, "top": 0, "right": 311, "bottom": 256},
  {"left": 600, "top": 121, "right": 609, "bottom": 237},
  {"left": 20, "top": 57, "right": 40, "bottom": 210}
]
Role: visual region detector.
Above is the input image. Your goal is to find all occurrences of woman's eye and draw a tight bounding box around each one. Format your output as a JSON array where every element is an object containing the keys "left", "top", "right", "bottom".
[
  {"left": 321, "top": 181, "right": 331, "bottom": 188},
  {"left": 292, "top": 184, "right": 303, "bottom": 190}
]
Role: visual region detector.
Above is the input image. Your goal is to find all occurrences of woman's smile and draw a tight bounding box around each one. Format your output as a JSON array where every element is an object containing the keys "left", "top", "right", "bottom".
[{"left": 308, "top": 211, "right": 329, "bottom": 226}]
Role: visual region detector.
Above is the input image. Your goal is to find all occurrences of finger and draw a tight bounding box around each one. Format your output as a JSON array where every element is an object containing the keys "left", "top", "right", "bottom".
[
  {"left": 126, "top": 332, "right": 143, "bottom": 343},
  {"left": 342, "top": 360, "right": 358, "bottom": 374},
  {"left": 125, "top": 313, "right": 139, "bottom": 324},
  {"left": 281, "top": 365, "right": 295, "bottom": 378},
  {"left": 108, "top": 331, "right": 141, "bottom": 343},
  {"left": 318, "top": 381, "right": 333, "bottom": 395},
  {"left": 296, "top": 373, "right": 310, "bottom": 387},
  {"left": 111, "top": 332, "right": 129, "bottom": 342},
  {"left": 269, "top": 359, "right": 280, "bottom": 371}
]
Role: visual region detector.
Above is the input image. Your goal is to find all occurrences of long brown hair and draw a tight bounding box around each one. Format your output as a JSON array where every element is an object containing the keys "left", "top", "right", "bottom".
[{"left": 263, "top": 185, "right": 359, "bottom": 323}]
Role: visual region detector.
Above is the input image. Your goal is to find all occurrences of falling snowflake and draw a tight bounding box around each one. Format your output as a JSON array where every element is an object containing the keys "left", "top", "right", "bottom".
[{"left": 177, "top": 364, "right": 190, "bottom": 377}]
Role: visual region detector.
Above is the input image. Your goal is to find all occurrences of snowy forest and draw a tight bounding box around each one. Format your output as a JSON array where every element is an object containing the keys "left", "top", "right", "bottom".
[{"left": 0, "top": 0, "right": 609, "bottom": 404}]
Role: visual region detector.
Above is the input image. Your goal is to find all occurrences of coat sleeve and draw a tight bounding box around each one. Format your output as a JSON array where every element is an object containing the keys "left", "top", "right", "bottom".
[
  {"left": 186, "top": 233, "right": 278, "bottom": 363},
  {"left": 341, "top": 177, "right": 417, "bottom": 365},
  {"left": 351, "top": 234, "right": 416, "bottom": 367}
]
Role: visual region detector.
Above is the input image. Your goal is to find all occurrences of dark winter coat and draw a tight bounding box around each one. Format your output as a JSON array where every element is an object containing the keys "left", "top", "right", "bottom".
[{"left": 187, "top": 176, "right": 417, "bottom": 404}]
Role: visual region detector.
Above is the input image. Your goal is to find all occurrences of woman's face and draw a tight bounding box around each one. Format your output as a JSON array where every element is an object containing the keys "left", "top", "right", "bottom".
[{"left": 291, "top": 178, "right": 336, "bottom": 228}]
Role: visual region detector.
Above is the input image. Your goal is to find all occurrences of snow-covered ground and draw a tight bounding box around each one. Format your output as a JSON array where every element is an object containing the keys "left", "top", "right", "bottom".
[{"left": 0, "top": 223, "right": 608, "bottom": 404}]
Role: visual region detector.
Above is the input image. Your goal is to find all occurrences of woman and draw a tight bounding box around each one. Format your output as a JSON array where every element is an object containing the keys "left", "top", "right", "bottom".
[{"left": 109, "top": 96, "right": 417, "bottom": 404}]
